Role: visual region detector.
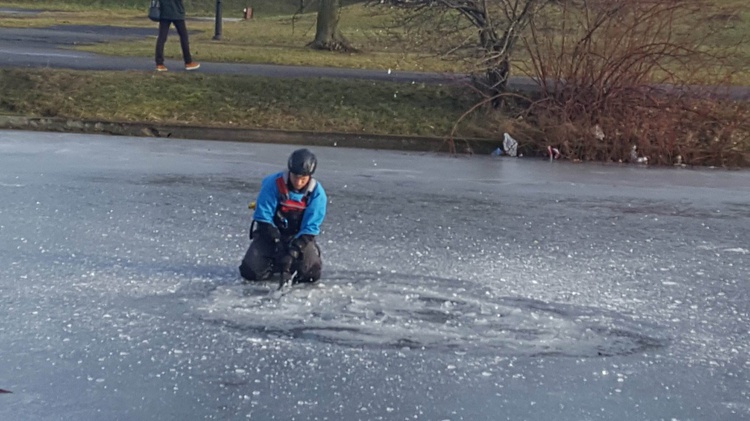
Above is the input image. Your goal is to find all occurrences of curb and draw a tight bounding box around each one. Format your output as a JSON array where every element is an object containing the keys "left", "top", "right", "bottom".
[{"left": 0, "top": 115, "right": 499, "bottom": 154}]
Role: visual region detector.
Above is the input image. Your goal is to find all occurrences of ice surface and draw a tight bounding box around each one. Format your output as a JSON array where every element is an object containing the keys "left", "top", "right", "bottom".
[{"left": 0, "top": 131, "right": 748, "bottom": 420}]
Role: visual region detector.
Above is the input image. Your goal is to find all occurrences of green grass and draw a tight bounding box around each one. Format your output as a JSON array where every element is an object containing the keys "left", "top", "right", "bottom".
[{"left": 75, "top": 11, "right": 468, "bottom": 73}]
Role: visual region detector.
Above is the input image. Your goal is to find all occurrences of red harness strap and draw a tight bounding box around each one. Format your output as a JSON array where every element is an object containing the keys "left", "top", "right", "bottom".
[
  {"left": 275, "top": 175, "right": 308, "bottom": 213},
  {"left": 275, "top": 175, "right": 289, "bottom": 200}
]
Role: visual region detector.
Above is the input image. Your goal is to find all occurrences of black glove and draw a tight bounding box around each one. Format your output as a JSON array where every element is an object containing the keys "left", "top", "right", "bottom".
[
  {"left": 288, "top": 235, "right": 314, "bottom": 259},
  {"left": 255, "top": 221, "right": 281, "bottom": 245}
]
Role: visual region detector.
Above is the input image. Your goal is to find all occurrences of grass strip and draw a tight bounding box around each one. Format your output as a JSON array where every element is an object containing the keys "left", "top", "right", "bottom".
[{"left": 0, "top": 68, "right": 485, "bottom": 138}]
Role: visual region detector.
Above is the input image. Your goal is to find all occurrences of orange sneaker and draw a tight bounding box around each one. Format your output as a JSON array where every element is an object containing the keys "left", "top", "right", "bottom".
[
  {"left": 185, "top": 62, "right": 200, "bottom": 71},
  {"left": 156, "top": 64, "right": 168, "bottom": 72}
]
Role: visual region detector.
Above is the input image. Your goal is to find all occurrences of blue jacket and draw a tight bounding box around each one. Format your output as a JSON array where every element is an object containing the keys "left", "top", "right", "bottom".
[{"left": 253, "top": 171, "right": 327, "bottom": 238}]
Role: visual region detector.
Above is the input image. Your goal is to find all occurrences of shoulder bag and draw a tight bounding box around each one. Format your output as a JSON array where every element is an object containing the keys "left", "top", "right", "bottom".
[{"left": 148, "top": 0, "right": 161, "bottom": 22}]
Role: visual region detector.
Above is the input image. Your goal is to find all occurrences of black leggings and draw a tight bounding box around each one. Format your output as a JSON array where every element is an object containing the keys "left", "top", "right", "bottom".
[{"left": 155, "top": 19, "right": 192, "bottom": 65}]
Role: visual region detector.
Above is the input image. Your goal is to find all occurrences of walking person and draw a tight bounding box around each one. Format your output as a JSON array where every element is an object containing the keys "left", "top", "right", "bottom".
[
  {"left": 154, "top": 0, "right": 200, "bottom": 72},
  {"left": 239, "top": 149, "right": 327, "bottom": 286}
]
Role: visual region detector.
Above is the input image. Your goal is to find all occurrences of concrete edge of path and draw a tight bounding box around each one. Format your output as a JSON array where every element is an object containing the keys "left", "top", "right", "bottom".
[{"left": 0, "top": 115, "right": 499, "bottom": 154}]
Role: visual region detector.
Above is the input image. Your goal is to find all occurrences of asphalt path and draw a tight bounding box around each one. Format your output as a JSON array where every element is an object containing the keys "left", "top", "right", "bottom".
[
  {"left": 0, "top": 23, "right": 475, "bottom": 84},
  {"left": 0, "top": 20, "right": 527, "bottom": 89}
]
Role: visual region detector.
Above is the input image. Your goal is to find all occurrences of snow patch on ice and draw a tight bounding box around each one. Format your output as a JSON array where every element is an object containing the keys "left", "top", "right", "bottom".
[{"left": 195, "top": 271, "right": 666, "bottom": 358}]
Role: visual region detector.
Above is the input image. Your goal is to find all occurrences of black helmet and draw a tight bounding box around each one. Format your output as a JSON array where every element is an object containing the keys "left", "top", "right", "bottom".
[{"left": 288, "top": 149, "right": 317, "bottom": 176}]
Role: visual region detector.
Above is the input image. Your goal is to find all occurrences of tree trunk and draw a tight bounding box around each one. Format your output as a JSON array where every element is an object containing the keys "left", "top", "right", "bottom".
[
  {"left": 310, "top": 0, "right": 355, "bottom": 52},
  {"left": 487, "top": 57, "right": 510, "bottom": 108},
  {"left": 480, "top": 28, "right": 511, "bottom": 108}
]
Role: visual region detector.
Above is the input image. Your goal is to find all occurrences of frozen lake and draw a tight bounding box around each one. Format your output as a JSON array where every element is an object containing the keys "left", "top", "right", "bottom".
[{"left": 1, "top": 130, "right": 748, "bottom": 420}]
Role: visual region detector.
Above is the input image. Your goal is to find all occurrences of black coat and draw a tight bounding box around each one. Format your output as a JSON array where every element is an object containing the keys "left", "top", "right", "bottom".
[{"left": 159, "top": 0, "right": 186, "bottom": 21}]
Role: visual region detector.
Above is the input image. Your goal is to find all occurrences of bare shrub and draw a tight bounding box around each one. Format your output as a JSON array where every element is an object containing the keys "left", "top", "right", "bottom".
[
  {"left": 518, "top": 0, "right": 749, "bottom": 166},
  {"left": 675, "top": 99, "right": 750, "bottom": 167}
]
